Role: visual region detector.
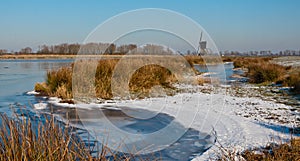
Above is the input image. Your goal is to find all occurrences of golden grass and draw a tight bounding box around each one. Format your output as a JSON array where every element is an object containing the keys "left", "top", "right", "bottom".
[
  {"left": 94, "top": 59, "right": 119, "bottom": 99},
  {"left": 242, "top": 138, "right": 300, "bottom": 161},
  {"left": 230, "top": 57, "right": 273, "bottom": 68},
  {"left": 0, "top": 114, "right": 95, "bottom": 160},
  {"left": 37, "top": 57, "right": 190, "bottom": 99},
  {"left": 284, "top": 71, "right": 300, "bottom": 93},
  {"left": 247, "top": 63, "right": 286, "bottom": 84},
  {"left": 0, "top": 113, "right": 151, "bottom": 160},
  {"left": 129, "top": 64, "right": 177, "bottom": 97},
  {"left": 184, "top": 55, "right": 204, "bottom": 65},
  {"left": 34, "top": 82, "right": 48, "bottom": 96},
  {"left": 230, "top": 57, "right": 297, "bottom": 85},
  {"left": 217, "top": 138, "right": 300, "bottom": 161},
  {"left": 35, "top": 66, "right": 73, "bottom": 99}
]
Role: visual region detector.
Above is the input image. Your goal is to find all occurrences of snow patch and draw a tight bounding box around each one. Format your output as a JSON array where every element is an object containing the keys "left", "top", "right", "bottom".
[
  {"left": 33, "top": 102, "right": 47, "bottom": 109},
  {"left": 26, "top": 90, "right": 40, "bottom": 95}
]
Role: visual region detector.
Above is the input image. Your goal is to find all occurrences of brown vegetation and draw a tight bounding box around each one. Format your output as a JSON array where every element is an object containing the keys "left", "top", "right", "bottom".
[
  {"left": 217, "top": 138, "right": 300, "bottom": 161},
  {"left": 36, "top": 57, "right": 185, "bottom": 100},
  {"left": 230, "top": 57, "right": 300, "bottom": 87},
  {"left": 284, "top": 71, "right": 300, "bottom": 93},
  {"left": 247, "top": 63, "right": 286, "bottom": 84},
  {"left": 231, "top": 57, "right": 273, "bottom": 68},
  {"left": 184, "top": 55, "right": 204, "bottom": 65},
  {"left": 242, "top": 138, "right": 300, "bottom": 161},
  {"left": 0, "top": 113, "right": 149, "bottom": 160},
  {"left": 35, "top": 66, "right": 72, "bottom": 99},
  {"left": 129, "top": 64, "right": 177, "bottom": 97},
  {"left": 0, "top": 114, "right": 103, "bottom": 160}
]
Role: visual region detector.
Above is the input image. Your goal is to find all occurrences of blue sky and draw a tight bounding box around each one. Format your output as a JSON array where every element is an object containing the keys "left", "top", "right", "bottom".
[{"left": 0, "top": 0, "right": 300, "bottom": 52}]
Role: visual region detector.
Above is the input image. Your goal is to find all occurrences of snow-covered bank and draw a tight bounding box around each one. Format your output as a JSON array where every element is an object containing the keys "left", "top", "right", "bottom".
[
  {"left": 194, "top": 94, "right": 299, "bottom": 160},
  {"left": 36, "top": 85, "right": 299, "bottom": 160}
]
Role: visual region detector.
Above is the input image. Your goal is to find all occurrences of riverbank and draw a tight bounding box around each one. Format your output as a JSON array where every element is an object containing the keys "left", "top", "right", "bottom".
[
  {"left": 0, "top": 54, "right": 128, "bottom": 59},
  {"left": 0, "top": 54, "right": 77, "bottom": 59},
  {"left": 32, "top": 83, "right": 299, "bottom": 160}
]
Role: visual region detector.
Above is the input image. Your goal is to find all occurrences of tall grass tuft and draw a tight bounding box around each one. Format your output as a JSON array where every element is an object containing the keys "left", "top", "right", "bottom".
[
  {"left": 230, "top": 57, "right": 290, "bottom": 84},
  {"left": 94, "top": 59, "right": 119, "bottom": 99},
  {"left": 0, "top": 113, "right": 162, "bottom": 160},
  {"left": 242, "top": 138, "right": 300, "bottom": 161},
  {"left": 247, "top": 63, "right": 286, "bottom": 84},
  {"left": 217, "top": 138, "right": 300, "bottom": 161},
  {"left": 46, "top": 66, "right": 73, "bottom": 99},
  {"left": 129, "top": 64, "right": 177, "bottom": 97},
  {"left": 232, "top": 57, "right": 273, "bottom": 68},
  {"left": 35, "top": 66, "right": 73, "bottom": 99},
  {"left": 0, "top": 114, "right": 92, "bottom": 160},
  {"left": 184, "top": 55, "right": 204, "bottom": 66},
  {"left": 284, "top": 71, "right": 300, "bottom": 93},
  {"left": 41, "top": 58, "right": 181, "bottom": 100}
]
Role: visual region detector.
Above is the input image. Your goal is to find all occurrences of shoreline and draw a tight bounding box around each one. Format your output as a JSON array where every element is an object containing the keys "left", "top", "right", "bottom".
[
  {"left": 0, "top": 54, "right": 77, "bottom": 59},
  {"left": 30, "top": 84, "right": 300, "bottom": 160}
]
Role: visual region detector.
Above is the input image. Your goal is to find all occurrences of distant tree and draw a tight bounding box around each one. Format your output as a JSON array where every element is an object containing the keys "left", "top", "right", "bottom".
[
  {"left": 142, "top": 44, "right": 165, "bottom": 55},
  {"left": 0, "top": 49, "right": 8, "bottom": 55},
  {"left": 68, "top": 44, "right": 80, "bottom": 55},
  {"left": 20, "top": 47, "right": 32, "bottom": 54},
  {"left": 38, "top": 45, "right": 50, "bottom": 54},
  {"left": 117, "top": 44, "right": 137, "bottom": 54},
  {"left": 105, "top": 43, "right": 116, "bottom": 54}
]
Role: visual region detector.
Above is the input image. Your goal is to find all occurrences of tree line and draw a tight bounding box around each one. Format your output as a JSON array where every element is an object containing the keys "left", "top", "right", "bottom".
[
  {"left": 0, "top": 43, "right": 175, "bottom": 55},
  {"left": 1, "top": 43, "right": 300, "bottom": 56}
]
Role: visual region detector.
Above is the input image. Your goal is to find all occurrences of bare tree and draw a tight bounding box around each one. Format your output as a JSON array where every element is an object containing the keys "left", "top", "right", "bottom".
[
  {"left": 0, "top": 49, "right": 8, "bottom": 54},
  {"left": 20, "top": 47, "right": 32, "bottom": 54}
]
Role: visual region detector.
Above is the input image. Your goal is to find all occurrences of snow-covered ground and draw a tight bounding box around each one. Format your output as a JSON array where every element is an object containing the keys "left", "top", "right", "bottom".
[{"left": 33, "top": 85, "right": 300, "bottom": 160}]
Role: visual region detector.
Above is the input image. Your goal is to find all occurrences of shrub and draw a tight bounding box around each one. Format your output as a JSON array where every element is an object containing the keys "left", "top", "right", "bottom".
[
  {"left": 46, "top": 66, "right": 72, "bottom": 95},
  {"left": 247, "top": 63, "right": 286, "bottom": 84},
  {"left": 55, "top": 83, "right": 72, "bottom": 99},
  {"left": 217, "top": 138, "right": 300, "bottom": 161},
  {"left": 129, "top": 64, "right": 177, "bottom": 97},
  {"left": 44, "top": 58, "right": 179, "bottom": 100},
  {"left": 232, "top": 57, "right": 272, "bottom": 68},
  {"left": 284, "top": 71, "right": 300, "bottom": 93},
  {"left": 242, "top": 138, "right": 300, "bottom": 161},
  {"left": 34, "top": 82, "right": 48, "bottom": 95},
  {"left": 94, "top": 59, "right": 118, "bottom": 99},
  {"left": 233, "top": 59, "right": 244, "bottom": 68},
  {"left": 222, "top": 57, "right": 234, "bottom": 62}
]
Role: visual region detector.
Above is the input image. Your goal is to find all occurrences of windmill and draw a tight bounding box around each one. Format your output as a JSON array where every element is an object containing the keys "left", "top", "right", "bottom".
[{"left": 197, "top": 32, "right": 207, "bottom": 56}]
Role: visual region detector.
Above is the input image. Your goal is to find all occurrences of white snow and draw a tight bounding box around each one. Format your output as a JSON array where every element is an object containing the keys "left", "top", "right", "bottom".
[
  {"left": 26, "top": 90, "right": 40, "bottom": 95},
  {"left": 33, "top": 102, "right": 47, "bottom": 109},
  {"left": 42, "top": 85, "right": 299, "bottom": 160}
]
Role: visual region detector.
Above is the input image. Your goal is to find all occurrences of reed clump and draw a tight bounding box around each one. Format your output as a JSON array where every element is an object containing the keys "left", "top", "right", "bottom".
[
  {"left": 284, "top": 71, "right": 300, "bottom": 93},
  {"left": 129, "top": 64, "right": 177, "bottom": 97},
  {"left": 94, "top": 59, "right": 119, "bottom": 99},
  {"left": 217, "top": 138, "right": 300, "bottom": 161},
  {"left": 184, "top": 55, "right": 204, "bottom": 65},
  {"left": 242, "top": 138, "right": 300, "bottom": 161},
  {"left": 35, "top": 66, "right": 73, "bottom": 99},
  {"left": 38, "top": 58, "right": 182, "bottom": 100},
  {"left": 232, "top": 57, "right": 273, "bottom": 68},
  {"left": 247, "top": 63, "right": 286, "bottom": 84},
  {"left": 0, "top": 113, "right": 142, "bottom": 160},
  {"left": 231, "top": 57, "right": 293, "bottom": 84},
  {"left": 0, "top": 114, "right": 91, "bottom": 160}
]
